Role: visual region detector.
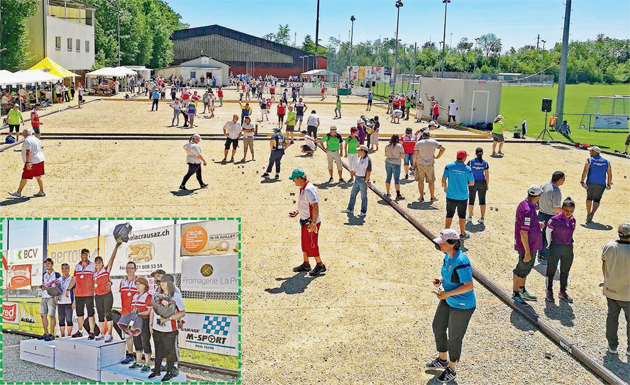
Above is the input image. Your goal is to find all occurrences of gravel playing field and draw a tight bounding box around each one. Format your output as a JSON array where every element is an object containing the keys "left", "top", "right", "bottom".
[{"left": 1, "top": 99, "right": 628, "bottom": 384}]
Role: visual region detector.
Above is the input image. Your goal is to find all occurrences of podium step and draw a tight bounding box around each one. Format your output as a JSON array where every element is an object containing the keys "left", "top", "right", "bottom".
[
  {"left": 54, "top": 336, "right": 126, "bottom": 381},
  {"left": 20, "top": 339, "right": 56, "bottom": 368},
  {"left": 100, "top": 363, "right": 187, "bottom": 382}
]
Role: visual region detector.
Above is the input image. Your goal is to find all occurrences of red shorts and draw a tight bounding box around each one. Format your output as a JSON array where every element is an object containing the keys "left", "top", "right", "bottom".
[
  {"left": 22, "top": 162, "right": 45, "bottom": 179},
  {"left": 301, "top": 222, "right": 321, "bottom": 257}
]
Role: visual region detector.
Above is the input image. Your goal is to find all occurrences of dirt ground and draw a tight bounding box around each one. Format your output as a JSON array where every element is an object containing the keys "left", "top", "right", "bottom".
[{"left": 1, "top": 100, "right": 628, "bottom": 384}]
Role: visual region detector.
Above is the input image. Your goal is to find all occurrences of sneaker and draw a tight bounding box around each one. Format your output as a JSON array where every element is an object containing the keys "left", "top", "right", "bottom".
[
  {"left": 104, "top": 334, "right": 113, "bottom": 343},
  {"left": 358, "top": 212, "right": 366, "bottom": 217},
  {"left": 293, "top": 263, "right": 311, "bottom": 272},
  {"left": 94, "top": 333, "right": 104, "bottom": 341},
  {"left": 520, "top": 289, "right": 538, "bottom": 301},
  {"left": 48, "top": 334, "right": 56, "bottom": 340},
  {"left": 538, "top": 255, "right": 548, "bottom": 265},
  {"left": 419, "top": 196, "right": 425, "bottom": 202},
  {"left": 341, "top": 208, "right": 353, "bottom": 214},
  {"left": 121, "top": 356, "right": 134, "bottom": 364},
  {"left": 559, "top": 291, "right": 573, "bottom": 303},
  {"left": 405, "top": 174, "right": 409, "bottom": 179},
  {"left": 148, "top": 370, "right": 161, "bottom": 379},
  {"left": 498, "top": 151, "right": 505, "bottom": 156},
  {"left": 172, "top": 366, "right": 180, "bottom": 376},
  {"left": 546, "top": 291, "right": 554, "bottom": 303},
  {"left": 179, "top": 185, "right": 187, "bottom": 190},
  {"left": 460, "top": 233, "right": 470, "bottom": 240},
  {"left": 586, "top": 213, "right": 594, "bottom": 223},
  {"left": 437, "top": 366, "right": 457, "bottom": 383},
  {"left": 492, "top": 152, "right": 497, "bottom": 156},
  {"left": 141, "top": 365, "right": 151, "bottom": 373},
  {"left": 8, "top": 191, "right": 21, "bottom": 198},
  {"left": 309, "top": 264, "right": 327, "bottom": 276},
  {"left": 161, "top": 372, "right": 175, "bottom": 382},
  {"left": 38, "top": 334, "right": 46, "bottom": 340},
  {"left": 328, "top": 177, "right": 334, "bottom": 183},
  {"left": 430, "top": 197, "right": 438, "bottom": 202},
  {"left": 339, "top": 178, "right": 346, "bottom": 183},
  {"left": 275, "top": 174, "right": 280, "bottom": 179},
  {"left": 129, "top": 362, "right": 142, "bottom": 369},
  {"left": 34, "top": 191, "right": 46, "bottom": 197},
  {"left": 71, "top": 331, "right": 83, "bottom": 338},
  {"left": 261, "top": 172, "right": 270, "bottom": 177},
  {"left": 396, "top": 194, "right": 405, "bottom": 201},
  {"left": 608, "top": 345, "right": 618, "bottom": 354},
  {"left": 466, "top": 217, "right": 472, "bottom": 223},
  {"left": 478, "top": 218, "right": 485, "bottom": 225},
  {"left": 425, "top": 357, "right": 448, "bottom": 369},
  {"left": 88, "top": 332, "right": 95, "bottom": 340},
  {"left": 512, "top": 293, "right": 527, "bottom": 305},
  {"left": 200, "top": 183, "right": 208, "bottom": 189}
]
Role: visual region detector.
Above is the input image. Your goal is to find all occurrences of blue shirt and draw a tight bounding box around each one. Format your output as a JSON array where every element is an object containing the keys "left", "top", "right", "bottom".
[
  {"left": 467, "top": 158, "right": 488, "bottom": 181},
  {"left": 441, "top": 250, "right": 476, "bottom": 309},
  {"left": 152, "top": 91, "right": 160, "bottom": 100},
  {"left": 443, "top": 161, "right": 474, "bottom": 200},
  {"left": 368, "top": 93, "right": 373, "bottom": 101},
  {"left": 586, "top": 155, "right": 609, "bottom": 186}
]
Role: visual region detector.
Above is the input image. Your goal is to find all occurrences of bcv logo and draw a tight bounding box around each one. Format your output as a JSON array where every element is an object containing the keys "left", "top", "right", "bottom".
[{"left": 18, "top": 248, "right": 38, "bottom": 260}]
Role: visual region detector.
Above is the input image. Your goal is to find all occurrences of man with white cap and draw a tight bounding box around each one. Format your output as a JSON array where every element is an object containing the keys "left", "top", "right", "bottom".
[
  {"left": 179, "top": 134, "right": 207, "bottom": 191},
  {"left": 321, "top": 126, "right": 345, "bottom": 183},
  {"left": 492, "top": 115, "right": 505, "bottom": 156},
  {"left": 262, "top": 127, "right": 291, "bottom": 179},
  {"left": 8, "top": 127, "right": 46, "bottom": 198},
  {"left": 512, "top": 184, "right": 544, "bottom": 305},
  {"left": 342, "top": 145, "right": 372, "bottom": 217},
  {"left": 601, "top": 222, "right": 630, "bottom": 355},
  {"left": 580, "top": 146, "right": 612, "bottom": 223}
]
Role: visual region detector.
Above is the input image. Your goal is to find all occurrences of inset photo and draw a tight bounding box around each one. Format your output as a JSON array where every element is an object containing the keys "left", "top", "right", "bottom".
[{"left": 1, "top": 218, "right": 240, "bottom": 383}]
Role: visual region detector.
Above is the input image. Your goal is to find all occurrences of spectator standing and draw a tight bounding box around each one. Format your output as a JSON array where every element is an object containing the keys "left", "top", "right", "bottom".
[
  {"left": 30, "top": 104, "right": 43, "bottom": 138},
  {"left": 370, "top": 116, "right": 380, "bottom": 151},
  {"left": 151, "top": 89, "right": 160, "bottom": 111},
  {"left": 7, "top": 104, "right": 23, "bottom": 142},
  {"left": 448, "top": 99, "right": 458, "bottom": 123},
  {"left": 285, "top": 105, "right": 297, "bottom": 142},
  {"left": 344, "top": 127, "right": 360, "bottom": 182},
  {"left": 169, "top": 98, "right": 181, "bottom": 127},
  {"left": 414, "top": 130, "right": 445, "bottom": 202},
  {"left": 295, "top": 98, "right": 307, "bottom": 130},
  {"left": 401, "top": 128, "right": 419, "bottom": 179},
  {"left": 321, "top": 126, "right": 345, "bottom": 183},
  {"left": 384, "top": 135, "right": 405, "bottom": 200},
  {"left": 580, "top": 146, "right": 612, "bottom": 223},
  {"left": 262, "top": 127, "right": 291, "bottom": 178},
  {"left": 538, "top": 171, "right": 566, "bottom": 264},
  {"left": 492, "top": 115, "right": 505, "bottom": 156},
  {"left": 342, "top": 145, "right": 372, "bottom": 217},
  {"left": 334, "top": 96, "right": 342, "bottom": 119},
  {"left": 366, "top": 90, "right": 373, "bottom": 111}
]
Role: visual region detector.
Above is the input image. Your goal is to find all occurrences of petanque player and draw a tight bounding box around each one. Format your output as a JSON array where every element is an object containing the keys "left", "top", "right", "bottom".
[
  {"left": 8, "top": 128, "right": 46, "bottom": 198},
  {"left": 151, "top": 88, "right": 160, "bottom": 111},
  {"left": 538, "top": 171, "right": 566, "bottom": 263},
  {"left": 169, "top": 98, "right": 182, "bottom": 126},
  {"left": 344, "top": 127, "right": 360, "bottom": 182},
  {"left": 580, "top": 146, "right": 612, "bottom": 223},
  {"left": 289, "top": 169, "right": 327, "bottom": 276},
  {"left": 426, "top": 229, "right": 476, "bottom": 384},
  {"left": 262, "top": 127, "right": 291, "bottom": 179},
  {"left": 300, "top": 130, "right": 317, "bottom": 156},
  {"left": 72, "top": 248, "right": 97, "bottom": 339},
  {"left": 259, "top": 96, "right": 269, "bottom": 122},
  {"left": 384, "top": 135, "right": 405, "bottom": 200},
  {"left": 239, "top": 101, "right": 252, "bottom": 125},
  {"left": 414, "top": 130, "right": 445, "bottom": 202},
  {"left": 466, "top": 147, "right": 489, "bottom": 225},
  {"left": 222, "top": 115, "right": 242, "bottom": 163},
  {"left": 366, "top": 90, "right": 373, "bottom": 111},
  {"left": 601, "top": 222, "right": 630, "bottom": 355},
  {"left": 7, "top": 104, "right": 23, "bottom": 142},
  {"left": 277, "top": 100, "right": 286, "bottom": 125},
  {"left": 442, "top": 150, "right": 475, "bottom": 239},
  {"left": 544, "top": 197, "right": 576, "bottom": 303},
  {"left": 491, "top": 115, "right": 505, "bottom": 156},
  {"left": 512, "top": 185, "right": 544, "bottom": 305},
  {"left": 321, "top": 126, "right": 345, "bottom": 183},
  {"left": 285, "top": 105, "right": 296, "bottom": 142},
  {"left": 334, "top": 95, "right": 342, "bottom": 119},
  {"left": 307, "top": 110, "right": 320, "bottom": 138},
  {"left": 401, "top": 127, "right": 419, "bottom": 179},
  {"left": 93, "top": 240, "right": 122, "bottom": 342},
  {"left": 180, "top": 134, "right": 208, "bottom": 190},
  {"left": 342, "top": 145, "right": 372, "bottom": 217},
  {"left": 241, "top": 116, "right": 257, "bottom": 162},
  {"left": 57, "top": 263, "right": 75, "bottom": 337},
  {"left": 31, "top": 103, "right": 42, "bottom": 138},
  {"left": 295, "top": 98, "right": 307, "bottom": 130},
  {"left": 129, "top": 277, "right": 153, "bottom": 373},
  {"left": 120, "top": 261, "right": 139, "bottom": 364},
  {"left": 40, "top": 258, "right": 61, "bottom": 341}
]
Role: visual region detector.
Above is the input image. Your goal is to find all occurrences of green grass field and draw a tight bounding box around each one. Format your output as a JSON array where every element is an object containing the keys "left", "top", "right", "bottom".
[{"left": 500, "top": 84, "right": 630, "bottom": 151}]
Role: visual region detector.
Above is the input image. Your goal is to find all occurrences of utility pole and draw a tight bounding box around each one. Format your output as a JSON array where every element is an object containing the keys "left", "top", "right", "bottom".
[
  {"left": 409, "top": 42, "right": 417, "bottom": 96},
  {"left": 536, "top": 34, "right": 540, "bottom": 50},
  {"left": 555, "top": 0, "right": 572, "bottom": 128},
  {"left": 315, "top": 0, "right": 320, "bottom": 51},
  {"left": 392, "top": 1, "right": 403, "bottom": 93},
  {"left": 440, "top": 0, "right": 451, "bottom": 78},
  {"left": 348, "top": 16, "right": 355, "bottom": 83},
  {"left": 117, "top": 0, "right": 121, "bottom": 66}
]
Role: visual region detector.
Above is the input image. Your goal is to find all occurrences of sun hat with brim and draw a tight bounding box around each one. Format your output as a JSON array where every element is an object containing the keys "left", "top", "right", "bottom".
[
  {"left": 588, "top": 146, "right": 601, "bottom": 153},
  {"left": 433, "top": 229, "right": 460, "bottom": 244},
  {"left": 496, "top": 115, "right": 504, "bottom": 120},
  {"left": 357, "top": 119, "right": 364, "bottom": 124},
  {"left": 289, "top": 168, "right": 306, "bottom": 180},
  {"left": 192, "top": 133, "right": 201, "bottom": 140},
  {"left": 618, "top": 223, "right": 630, "bottom": 237},
  {"left": 330, "top": 126, "right": 337, "bottom": 131},
  {"left": 528, "top": 184, "right": 543, "bottom": 196},
  {"left": 358, "top": 145, "right": 369, "bottom": 152},
  {"left": 428, "top": 121, "right": 437, "bottom": 126}
]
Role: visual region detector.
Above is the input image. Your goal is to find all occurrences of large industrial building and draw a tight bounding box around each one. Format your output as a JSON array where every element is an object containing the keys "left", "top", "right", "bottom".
[{"left": 171, "top": 25, "right": 326, "bottom": 78}]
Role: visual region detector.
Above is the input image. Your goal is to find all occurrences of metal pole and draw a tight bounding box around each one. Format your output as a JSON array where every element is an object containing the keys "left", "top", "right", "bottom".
[
  {"left": 555, "top": 0, "right": 571, "bottom": 127},
  {"left": 117, "top": 1, "right": 121, "bottom": 67},
  {"left": 409, "top": 42, "right": 417, "bottom": 96},
  {"left": 393, "top": 2, "right": 402, "bottom": 94},
  {"left": 43, "top": 219, "right": 48, "bottom": 260},
  {"left": 440, "top": 0, "right": 450, "bottom": 78},
  {"left": 315, "top": 0, "right": 320, "bottom": 51},
  {"left": 349, "top": 16, "right": 355, "bottom": 84}
]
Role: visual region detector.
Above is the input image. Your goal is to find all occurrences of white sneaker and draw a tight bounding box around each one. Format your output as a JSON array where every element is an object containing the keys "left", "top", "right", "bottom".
[
  {"left": 104, "top": 334, "right": 113, "bottom": 343},
  {"left": 608, "top": 345, "right": 618, "bottom": 354},
  {"left": 466, "top": 217, "right": 472, "bottom": 223},
  {"left": 358, "top": 212, "right": 367, "bottom": 217},
  {"left": 95, "top": 333, "right": 104, "bottom": 340},
  {"left": 341, "top": 209, "right": 353, "bottom": 214},
  {"left": 8, "top": 191, "right": 21, "bottom": 198},
  {"left": 478, "top": 218, "right": 485, "bottom": 225}
]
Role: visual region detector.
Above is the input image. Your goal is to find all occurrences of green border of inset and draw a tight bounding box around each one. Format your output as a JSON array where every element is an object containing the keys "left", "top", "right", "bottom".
[{"left": 0, "top": 217, "right": 242, "bottom": 385}]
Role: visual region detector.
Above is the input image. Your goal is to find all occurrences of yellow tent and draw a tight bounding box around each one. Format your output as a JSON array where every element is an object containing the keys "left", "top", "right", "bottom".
[{"left": 28, "top": 57, "right": 79, "bottom": 78}]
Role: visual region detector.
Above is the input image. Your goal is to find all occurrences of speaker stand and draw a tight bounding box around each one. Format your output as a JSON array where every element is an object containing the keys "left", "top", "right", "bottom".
[{"left": 537, "top": 111, "right": 554, "bottom": 141}]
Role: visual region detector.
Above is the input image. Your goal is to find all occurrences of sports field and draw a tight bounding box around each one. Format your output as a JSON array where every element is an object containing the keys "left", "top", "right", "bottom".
[{"left": 1, "top": 94, "right": 628, "bottom": 383}]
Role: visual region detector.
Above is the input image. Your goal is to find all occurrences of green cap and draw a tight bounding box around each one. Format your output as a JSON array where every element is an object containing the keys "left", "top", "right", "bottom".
[{"left": 289, "top": 168, "right": 305, "bottom": 180}]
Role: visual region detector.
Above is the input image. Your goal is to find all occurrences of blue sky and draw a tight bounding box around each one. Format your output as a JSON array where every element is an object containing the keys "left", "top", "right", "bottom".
[{"left": 168, "top": 0, "right": 629, "bottom": 52}]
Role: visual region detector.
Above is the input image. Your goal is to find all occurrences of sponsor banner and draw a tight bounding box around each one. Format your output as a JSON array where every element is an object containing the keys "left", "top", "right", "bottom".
[
  {"left": 106, "top": 225, "right": 175, "bottom": 275},
  {"left": 593, "top": 115, "right": 629, "bottom": 130},
  {"left": 180, "top": 313, "right": 239, "bottom": 357},
  {"left": 180, "top": 220, "right": 239, "bottom": 257},
  {"left": 31, "top": 262, "right": 43, "bottom": 286},
  {"left": 181, "top": 255, "right": 238, "bottom": 293},
  {"left": 364, "top": 66, "right": 374, "bottom": 81},
  {"left": 17, "top": 302, "right": 43, "bottom": 334},
  {"left": 3, "top": 301, "right": 19, "bottom": 324},
  {"left": 375, "top": 66, "right": 384, "bottom": 81},
  {"left": 358, "top": 66, "right": 365, "bottom": 80},
  {"left": 7, "top": 265, "right": 32, "bottom": 290},
  {"left": 48, "top": 236, "right": 105, "bottom": 274},
  {"left": 7, "top": 245, "right": 43, "bottom": 266}
]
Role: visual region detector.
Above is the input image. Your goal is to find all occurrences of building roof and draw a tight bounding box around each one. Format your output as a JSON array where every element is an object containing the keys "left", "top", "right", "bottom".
[{"left": 49, "top": 0, "right": 95, "bottom": 10}]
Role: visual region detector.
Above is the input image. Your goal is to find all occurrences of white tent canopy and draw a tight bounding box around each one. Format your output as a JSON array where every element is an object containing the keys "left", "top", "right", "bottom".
[
  {"left": 0, "top": 69, "right": 63, "bottom": 87},
  {"left": 301, "top": 69, "right": 339, "bottom": 77},
  {"left": 86, "top": 67, "right": 137, "bottom": 78}
]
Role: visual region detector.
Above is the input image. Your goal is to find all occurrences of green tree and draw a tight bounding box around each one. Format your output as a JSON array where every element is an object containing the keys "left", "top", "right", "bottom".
[{"left": 0, "top": 0, "right": 39, "bottom": 71}]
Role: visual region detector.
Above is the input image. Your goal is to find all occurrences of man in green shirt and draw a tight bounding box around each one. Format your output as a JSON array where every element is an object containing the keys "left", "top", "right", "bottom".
[
  {"left": 492, "top": 115, "right": 505, "bottom": 157},
  {"left": 404, "top": 97, "right": 412, "bottom": 121},
  {"left": 321, "top": 126, "right": 345, "bottom": 183},
  {"left": 344, "top": 127, "right": 360, "bottom": 182},
  {"left": 285, "top": 105, "right": 297, "bottom": 142},
  {"left": 334, "top": 96, "right": 342, "bottom": 119},
  {"left": 7, "top": 104, "right": 24, "bottom": 142}
]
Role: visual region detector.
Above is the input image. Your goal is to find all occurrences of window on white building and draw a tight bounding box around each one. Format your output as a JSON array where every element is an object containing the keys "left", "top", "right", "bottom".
[
  {"left": 67, "top": 38, "right": 72, "bottom": 51},
  {"left": 76, "top": 39, "right": 80, "bottom": 52},
  {"left": 85, "top": 41, "right": 90, "bottom": 52},
  {"left": 190, "top": 72, "right": 196, "bottom": 78},
  {"left": 55, "top": 36, "right": 61, "bottom": 50}
]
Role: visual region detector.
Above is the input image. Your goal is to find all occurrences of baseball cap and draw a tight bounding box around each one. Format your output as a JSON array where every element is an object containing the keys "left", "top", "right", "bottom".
[
  {"left": 273, "top": 127, "right": 282, "bottom": 132},
  {"left": 358, "top": 145, "right": 369, "bottom": 152},
  {"left": 496, "top": 115, "right": 504, "bottom": 119},
  {"left": 588, "top": 145, "right": 601, "bottom": 153},
  {"left": 192, "top": 133, "right": 201, "bottom": 140},
  {"left": 475, "top": 147, "right": 484, "bottom": 155},
  {"left": 288, "top": 168, "right": 306, "bottom": 180},
  {"left": 330, "top": 125, "right": 337, "bottom": 131},
  {"left": 428, "top": 121, "right": 437, "bottom": 126},
  {"left": 151, "top": 269, "right": 167, "bottom": 278},
  {"left": 618, "top": 223, "right": 630, "bottom": 237},
  {"left": 528, "top": 184, "right": 543, "bottom": 196},
  {"left": 14, "top": 104, "right": 19, "bottom": 108},
  {"left": 456, "top": 150, "right": 468, "bottom": 159},
  {"left": 161, "top": 274, "right": 175, "bottom": 282},
  {"left": 433, "top": 229, "right": 460, "bottom": 244},
  {"left": 357, "top": 119, "right": 363, "bottom": 124}
]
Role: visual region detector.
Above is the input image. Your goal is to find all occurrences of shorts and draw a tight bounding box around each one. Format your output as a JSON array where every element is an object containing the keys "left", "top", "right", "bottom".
[
  {"left": 392, "top": 110, "right": 403, "bottom": 117},
  {"left": 432, "top": 113, "right": 440, "bottom": 120},
  {"left": 586, "top": 183, "right": 606, "bottom": 203},
  {"left": 403, "top": 153, "right": 414, "bottom": 166},
  {"left": 446, "top": 198, "right": 467, "bottom": 219},
  {"left": 327, "top": 150, "right": 343, "bottom": 170},
  {"left": 278, "top": 114, "right": 285, "bottom": 120},
  {"left": 286, "top": 125, "right": 295, "bottom": 132},
  {"left": 468, "top": 180, "right": 487, "bottom": 205},
  {"left": 367, "top": 100, "right": 373, "bottom": 106},
  {"left": 296, "top": 115, "right": 304, "bottom": 123},
  {"left": 301, "top": 222, "right": 321, "bottom": 257},
  {"left": 347, "top": 153, "right": 358, "bottom": 171},
  {"left": 58, "top": 303, "right": 73, "bottom": 327},
  {"left": 32, "top": 126, "right": 40, "bottom": 135},
  {"left": 22, "top": 162, "right": 45, "bottom": 180},
  {"left": 225, "top": 138, "right": 239, "bottom": 150},
  {"left": 243, "top": 136, "right": 254, "bottom": 152},
  {"left": 132, "top": 317, "right": 152, "bottom": 354},
  {"left": 625, "top": 133, "right": 630, "bottom": 146},
  {"left": 95, "top": 291, "right": 114, "bottom": 322},
  {"left": 219, "top": 97, "right": 223, "bottom": 103},
  {"left": 513, "top": 250, "right": 537, "bottom": 278},
  {"left": 78, "top": 95, "right": 83, "bottom": 102},
  {"left": 415, "top": 164, "right": 436, "bottom": 183},
  {"left": 75, "top": 295, "right": 95, "bottom": 318},
  {"left": 9, "top": 124, "right": 19, "bottom": 133},
  {"left": 492, "top": 133, "right": 504, "bottom": 142},
  {"left": 448, "top": 115, "right": 456, "bottom": 122},
  {"left": 40, "top": 297, "right": 57, "bottom": 317}
]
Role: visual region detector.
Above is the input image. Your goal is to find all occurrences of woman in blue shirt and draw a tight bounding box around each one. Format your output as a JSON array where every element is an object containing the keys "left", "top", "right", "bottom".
[
  {"left": 466, "top": 147, "right": 489, "bottom": 225},
  {"left": 427, "top": 229, "right": 476, "bottom": 384}
]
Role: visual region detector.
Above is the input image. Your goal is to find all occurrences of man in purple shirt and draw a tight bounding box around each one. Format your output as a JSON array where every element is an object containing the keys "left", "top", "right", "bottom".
[{"left": 512, "top": 185, "right": 544, "bottom": 305}]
